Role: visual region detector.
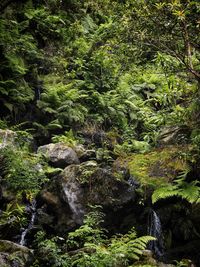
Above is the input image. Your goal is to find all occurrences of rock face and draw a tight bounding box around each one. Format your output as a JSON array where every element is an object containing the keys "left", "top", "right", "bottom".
[
  {"left": 0, "top": 240, "right": 33, "bottom": 267},
  {"left": 37, "top": 143, "right": 80, "bottom": 168},
  {"left": 158, "top": 126, "right": 189, "bottom": 145},
  {"left": 39, "top": 180, "right": 78, "bottom": 232},
  {"left": 39, "top": 161, "right": 136, "bottom": 232},
  {"left": 61, "top": 161, "right": 136, "bottom": 210}
]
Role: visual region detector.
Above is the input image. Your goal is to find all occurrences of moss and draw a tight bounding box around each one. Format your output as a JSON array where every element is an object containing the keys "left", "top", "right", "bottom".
[
  {"left": 78, "top": 163, "right": 98, "bottom": 184},
  {"left": 44, "top": 166, "right": 62, "bottom": 178},
  {"left": 117, "top": 145, "right": 189, "bottom": 189}
]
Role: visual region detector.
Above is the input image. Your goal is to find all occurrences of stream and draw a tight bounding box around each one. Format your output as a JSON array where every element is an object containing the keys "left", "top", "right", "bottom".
[
  {"left": 19, "top": 199, "right": 37, "bottom": 246},
  {"left": 148, "top": 209, "right": 164, "bottom": 257}
]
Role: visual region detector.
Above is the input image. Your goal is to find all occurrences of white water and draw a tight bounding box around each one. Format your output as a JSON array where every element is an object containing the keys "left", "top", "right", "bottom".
[
  {"left": 63, "top": 182, "right": 84, "bottom": 224},
  {"left": 148, "top": 209, "right": 164, "bottom": 257},
  {"left": 20, "top": 200, "right": 36, "bottom": 246}
]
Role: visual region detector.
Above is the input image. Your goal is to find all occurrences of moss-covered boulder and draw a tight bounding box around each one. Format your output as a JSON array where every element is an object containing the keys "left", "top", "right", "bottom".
[
  {"left": 39, "top": 161, "right": 137, "bottom": 231},
  {"left": 61, "top": 160, "right": 136, "bottom": 214},
  {"left": 0, "top": 240, "right": 33, "bottom": 267},
  {"left": 115, "top": 145, "right": 189, "bottom": 190}
]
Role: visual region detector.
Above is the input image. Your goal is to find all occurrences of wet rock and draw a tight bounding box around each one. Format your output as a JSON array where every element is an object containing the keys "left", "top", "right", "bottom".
[
  {"left": 0, "top": 217, "right": 21, "bottom": 240},
  {"left": 157, "top": 263, "right": 175, "bottom": 267},
  {"left": 39, "top": 161, "right": 136, "bottom": 232},
  {"left": 39, "top": 185, "right": 77, "bottom": 232},
  {"left": 60, "top": 161, "right": 136, "bottom": 222},
  {"left": 163, "top": 240, "right": 200, "bottom": 266},
  {"left": 141, "top": 249, "right": 157, "bottom": 265},
  {"left": 37, "top": 142, "right": 79, "bottom": 168},
  {"left": 139, "top": 250, "right": 176, "bottom": 266}
]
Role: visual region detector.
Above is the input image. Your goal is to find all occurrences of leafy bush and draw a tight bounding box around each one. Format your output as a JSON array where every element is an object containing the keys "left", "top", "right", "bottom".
[
  {"left": 1, "top": 147, "right": 47, "bottom": 192},
  {"left": 32, "top": 231, "right": 71, "bottom": 267},
  {"left": 31, "top": 208, "right": 154, "bottom": 267},
  {"left": 67, "top": 208, "right": 106, "bottom": 250},
  {"left": 52, "top": 129, "right": 80, "bottom": 147},
  {"left": 70, "top": 227, "right": 155, "bottom": 267},
  {"left": 0, "top": 202, "right": 27, "bottom": 228},
  {"left": 68, "top": 208, "right": 155, "bottom": 267}
]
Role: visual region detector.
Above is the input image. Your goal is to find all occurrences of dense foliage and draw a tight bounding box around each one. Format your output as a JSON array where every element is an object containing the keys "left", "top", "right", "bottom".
[
  {"left": 0, "top": 0, "right": 200, "bottom": 266},
  {"left": 0, "top": 0, "right": 199, "bottom": 143}
]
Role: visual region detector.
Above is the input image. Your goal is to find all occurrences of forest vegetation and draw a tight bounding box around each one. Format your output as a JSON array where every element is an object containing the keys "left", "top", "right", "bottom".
[{"left": 0, "top": 0, "right": 200, "bottom": 266}]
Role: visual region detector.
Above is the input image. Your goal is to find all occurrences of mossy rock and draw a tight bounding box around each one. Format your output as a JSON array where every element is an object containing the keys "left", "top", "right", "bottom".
[
  {"left": 115, "top": 145, "right": 189, "bottom": 190},
  {"left": 0, "top": 240, "right": 33, "bottom": 267},
  {"left": 0, "top": 129, "right": 33, "bottom": 150}
]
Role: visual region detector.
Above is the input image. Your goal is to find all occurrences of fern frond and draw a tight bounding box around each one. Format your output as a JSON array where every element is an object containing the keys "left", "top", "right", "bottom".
[
  {"left": 124, "top": 100, "right": 138, "bottom": 110},
  {"left": 130, "top": 236, "right": 155, "bottom": 249},
  {"left": 152, "top": 180, "right": 200, "bottom": 204},
  {"left": 179, "top": 181, "right": 200, "bottom": 203},
  {"left": 46, "top": 120, "right": 63, "bottom": 130},
  {"left": 152, "top": 185, "right": 179, "bottom": 204}
]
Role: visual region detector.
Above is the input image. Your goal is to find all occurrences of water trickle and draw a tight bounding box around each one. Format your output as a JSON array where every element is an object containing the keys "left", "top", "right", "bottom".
[
  {"left": 63, "top": 182, "right": 84, "bottom": 224},
  {"left": 148, "top": 209, "right": 164, "bottom": 257},
  {"left": 127, "top": 176, "right": 139, "bottom": 188},
  {"left": 20, "top": 199, "right": 37, "bottom": 246}
]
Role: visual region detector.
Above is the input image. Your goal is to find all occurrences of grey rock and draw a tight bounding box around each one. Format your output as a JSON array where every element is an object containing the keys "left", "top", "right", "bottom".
[
  {"left": 158, "top": 126, "right": 189, "bottom": 145},
  {"left": 37, "top": 142, "right": 79, "bottom": 168},
  {"left": 0, "top": 129, "right": 33, "bottom": 149},
  {"left": 0, "top": 129, "right": 17, "bottom": 149}
]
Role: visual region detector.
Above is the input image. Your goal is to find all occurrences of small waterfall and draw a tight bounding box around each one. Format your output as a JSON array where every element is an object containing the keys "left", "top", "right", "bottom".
[
  {"left": 20, "top": 199, "right": 37, "bottom": 246},
  {"left": 148, "top": 209, "right": 164, "bottom": 257},
  {"left": 63, "top": 182, "right": 84, "bottom": 224}
]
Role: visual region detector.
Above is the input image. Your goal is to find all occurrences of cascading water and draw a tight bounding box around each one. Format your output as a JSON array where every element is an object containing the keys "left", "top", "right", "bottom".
[
  {"left": 148, "top": 209, "right": 164, "bottom": 257},
  {"left": 63, "top": 182, "right": 84, "bottom": 224},
  {"left": 19, "top": 199, "right": 37, "bottom": 246}
]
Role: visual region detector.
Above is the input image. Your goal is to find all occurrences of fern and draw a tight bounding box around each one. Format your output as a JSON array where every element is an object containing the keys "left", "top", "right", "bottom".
[
  {"left": 108, "top": 229, "right": 155, "bottom": 261},
  {"left": 152, "top": 180, "right": 200, "bottom": 204},
  {"left": 71, "top": 227, "right": 155, "bottom": 266},
  {"left": 178, "top": 181, "right": 200, "bottom": 204}
]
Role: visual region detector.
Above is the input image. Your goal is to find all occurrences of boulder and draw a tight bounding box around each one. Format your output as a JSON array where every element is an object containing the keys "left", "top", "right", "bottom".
[
  {"left": 37, "top": 143, "right": 79, "bottom": 168},
  {"left": 0, "top": 129, "right": 17, "bottom": 149},
  {"left": 158, "top": 126, "right": 189, "bottom": 145},
  {"left": 38, "top": 161, "right": 137, "bottom": 232},
  {"left": 163, "top": 240, "right": 200, "bottom": 266},
  {"left": 139, "top": 250, "right": 175, "bottom": 267},
  {"left": 0, "top": 129, "right": 33, "bottom": 150},
  {"left": 0, "top": 240, "right": 33, "bottom": 267},
  {"left": 60, "top": 161, "right": 136, "bottom": 223}
]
